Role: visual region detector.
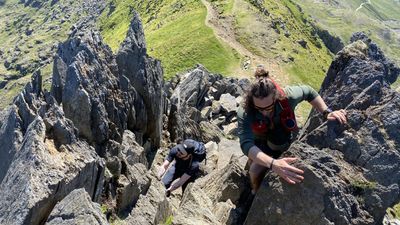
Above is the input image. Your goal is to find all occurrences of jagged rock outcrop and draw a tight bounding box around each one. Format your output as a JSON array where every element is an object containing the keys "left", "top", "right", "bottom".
[
  {"left": 0, "top": 73, "right": 105, "bottom": 225},
  {"left": 52, "top": 12, "right": 164, "bottom": 154},
  {"left": 125, "top": 178, "right": 171, "bottom": 225},
  {"left": 116, "top": 11, "right": 164, "bottom": 152},
  {"left": 172, "top": 157, "right": 250, "bottom": 225},
  {"left": 245, "top": 33, "right": 400, "bottom": 225},
  {"left": 166, "top": 65, "right": 249, "bottom": 143},
  {"left": 0, "top": 10, "right": 166, "bottom": 225},
  {"left": 45, "top": 188, "right": 109, "bottom": 225},
  {"left": 314, "top": 26, "right": 345, "bottom": 54}
]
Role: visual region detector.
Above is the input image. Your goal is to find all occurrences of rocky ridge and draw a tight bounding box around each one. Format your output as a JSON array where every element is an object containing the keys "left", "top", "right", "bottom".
[
  {"left": 0, "top": 6, "right": 399, "bottom": 225},
  {"left": 0, "top": 10, "right": 162, "bottom": 225},
  {"left": 0, "top": 8, "right": 251, "bottom": 225}
]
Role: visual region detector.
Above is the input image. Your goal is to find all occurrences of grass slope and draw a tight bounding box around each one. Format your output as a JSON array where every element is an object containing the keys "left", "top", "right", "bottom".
[
  {"left": 211, "top": 0, "right": 333, "bottom": 89},
  {"left": 291, "top": 0, "right": 400, "bottom": 68},
  {"left": 266, "top": 0, "right": 333, "bottom": 89},
  {"left": 99, "top": 0, "right": 240, "bottom": 79}
]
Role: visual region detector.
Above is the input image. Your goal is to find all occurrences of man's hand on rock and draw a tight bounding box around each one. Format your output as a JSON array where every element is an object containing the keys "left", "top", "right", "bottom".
[
  {"left": 157, "top": 167, "right": 165, "bottom": 180},
  {"left": 327, "top": 109, "right": 347, "bottom": 124},
  {"left": 271, "top": 157, "right": 304, "bottom": 184},
  {"left": 165, "top": 189, "right": 171, "bottom": 197}
]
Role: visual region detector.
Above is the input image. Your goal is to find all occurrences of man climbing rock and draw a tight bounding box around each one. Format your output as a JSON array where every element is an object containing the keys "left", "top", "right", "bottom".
[
  {"left": 157, "top": 139, "right": 206, "bottom": 197},
  {"left": 237, "top": 66, "right": 347, "bottom": 194}
]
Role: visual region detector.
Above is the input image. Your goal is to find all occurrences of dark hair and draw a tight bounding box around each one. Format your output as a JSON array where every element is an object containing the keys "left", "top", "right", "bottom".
[
  {"left": 254, "top": 66, "right": 270, "bottom": 78},
  {"left": 243, "top": 77, "right": 284, "bottom": 114},
  {"left": 175, "top": 138, "right": 183, "bottom": 144}
]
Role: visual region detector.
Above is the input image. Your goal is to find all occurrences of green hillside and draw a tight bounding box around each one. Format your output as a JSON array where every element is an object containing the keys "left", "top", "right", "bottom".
[
  {"left": 292, "top": 0, "right": 400, "bottom": 66},
  {"left": 1, "top": 0, "right": 399, "bottom": 110},
  {"left": 99, "top": 0, "right": 241, "bottom": 80},
  {"left": 234, "top": 0, "right": 332, "bottom": 88},
  {"left": 99, "top": 0, "right": 333, "bottom": 88}
]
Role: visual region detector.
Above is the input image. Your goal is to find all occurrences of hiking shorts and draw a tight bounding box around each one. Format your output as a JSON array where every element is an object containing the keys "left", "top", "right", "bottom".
[{"left": 255, "top": 140, "right": 288, "bottom": 159}]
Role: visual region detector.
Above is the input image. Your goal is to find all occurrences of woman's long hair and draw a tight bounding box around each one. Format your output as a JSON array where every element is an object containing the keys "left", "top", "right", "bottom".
[{"left": 243, "top": 67, "right": 284, "bottom": 114}]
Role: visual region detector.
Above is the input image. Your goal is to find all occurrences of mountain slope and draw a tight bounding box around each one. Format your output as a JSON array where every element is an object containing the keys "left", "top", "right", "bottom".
[
  {"left": 0, "top": 0, "right": 106, "bottom": 109},
  {"left": 1, "top": 0, "right": 399, "bottom": 110},
  {"left": 99, "top": 0, "right": 333, "bottom": 86},
  {"left": 291, "top": 0, "right": 400, "bottom": 66},
  {"left": 99, "top": 0, "right": 241, "bottom": 80}
]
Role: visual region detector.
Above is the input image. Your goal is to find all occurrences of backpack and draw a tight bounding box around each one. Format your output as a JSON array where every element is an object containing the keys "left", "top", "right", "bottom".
[
  {"left": 183, "top": 139, "right": 207, "bottom": 163},
  {"left": 270, "top": 79, "right": 298, "bottom": 132},
  {"left": 251, "top": 80, "right": 298, "bottom": 135}
]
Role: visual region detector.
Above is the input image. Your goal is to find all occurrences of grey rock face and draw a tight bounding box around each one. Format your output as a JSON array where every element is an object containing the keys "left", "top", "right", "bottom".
[
  {"left": 115, "top": 163, "right": 150, "bottom": 216},
  {"left": 314, "top": 27, "right": 344, "bottom": 54},
  {"left": 166, "top": 65, "right": 248, "bottom": 142},
  {"left": 125, "top": 178, "right": 171, "bottom": 225},
  {"left": 0, "top": 116, "right": 105, "bottom": 225},
  {"left": 116, "top": 12, "right": 164, "bottom": 152},
  {"left": 52, "top": 12, "right": 164, "bottom": 154},
  {"left": 0, "top": 9, "right": 166, "bottom": 225},
  {"left": 245, "top": 34, "right": 400, "bottom": 225},
  {"left": 172, "top": 157, "right": 250, "bottom": 225},
  {"left": 53, "top": 27, "right": 121, "bottom": 144},
  {"left": 0, "top": 72, "right": 48, "bottom": 184},
  {"left": 0, "top": 106, "right": 23, "bottom": 183},
  {"left": 45, "top": 188, "right": 109, "bottom": 225},
  {"left": 0, "top": 68, "right": 105, "bottom": 225}
]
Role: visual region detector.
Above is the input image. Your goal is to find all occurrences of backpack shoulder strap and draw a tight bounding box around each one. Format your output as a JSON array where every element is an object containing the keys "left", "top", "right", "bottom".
[
  {"left": 269, "top": 79, "right": 290, "bottom": 110},
  {"left": 269, "top": 79, "right": 298, "bottom": 132}
]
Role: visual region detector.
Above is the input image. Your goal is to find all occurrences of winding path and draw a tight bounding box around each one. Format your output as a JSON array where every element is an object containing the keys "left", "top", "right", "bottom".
[
  {"left": 201, "top": 0, "right": 288, "bottom": 84},
  {"left": 356, "top": 0, "right": 372, "bottom": 12}
]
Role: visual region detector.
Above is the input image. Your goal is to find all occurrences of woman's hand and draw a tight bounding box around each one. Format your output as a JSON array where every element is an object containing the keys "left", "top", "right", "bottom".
[
  {"left": 327, "top": 109, "right": 347, "bottom": 124},
  {"left": 271, "top": 157, "right": 304, "bottom": 184}
]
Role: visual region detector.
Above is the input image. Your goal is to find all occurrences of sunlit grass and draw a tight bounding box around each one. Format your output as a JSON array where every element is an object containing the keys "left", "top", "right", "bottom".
[{"left": 99, "top": 0, "right": 240, "bottom": 79}]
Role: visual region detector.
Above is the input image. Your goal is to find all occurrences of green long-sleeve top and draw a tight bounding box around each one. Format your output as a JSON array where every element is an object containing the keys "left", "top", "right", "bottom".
[{"left": 237, "top": 85, "right": 319, "bottom": 156}]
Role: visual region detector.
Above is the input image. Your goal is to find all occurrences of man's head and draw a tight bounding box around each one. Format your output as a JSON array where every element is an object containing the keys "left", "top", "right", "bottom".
[
  {"left": 176, "top": 144, "right": 191, "bottom": 160},
  {"left": 243, "top": 77, "right": 284, "bottom": 115}
]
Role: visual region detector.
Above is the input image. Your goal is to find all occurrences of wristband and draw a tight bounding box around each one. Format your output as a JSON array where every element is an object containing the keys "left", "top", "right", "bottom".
[
  {"left": 270, "top": 159, "right": 275, "bottom": 169},
  {"left": 323, "top": 108, "right": 333, "bottom": 119}
]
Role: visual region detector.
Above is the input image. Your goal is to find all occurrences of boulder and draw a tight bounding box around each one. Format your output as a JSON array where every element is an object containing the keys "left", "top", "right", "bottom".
[
  {"left": 115, "top": 163, "right": 151, "bottom": 216},
  {"left": 125, "top": 178, "right": 171, "bottom": 225},
  {"left": 166, "top": 65, "right": 247, "bottom": 142},
  {"left": 200, "top": 121, "right": 224, "bottom": 143},
  {"left": 45, "top": 188, "right": 109, "bottom": 225},
  {"left": 173, "top": 157, "right": 250, "bottom": 225},
  {"left": 0, "top": 117, "right": 105, "bottom": 225}
]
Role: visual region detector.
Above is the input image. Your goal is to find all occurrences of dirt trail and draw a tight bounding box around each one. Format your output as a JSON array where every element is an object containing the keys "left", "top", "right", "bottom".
[{"left": 201, "top": 0, "right": 288, "bottom": 84}]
